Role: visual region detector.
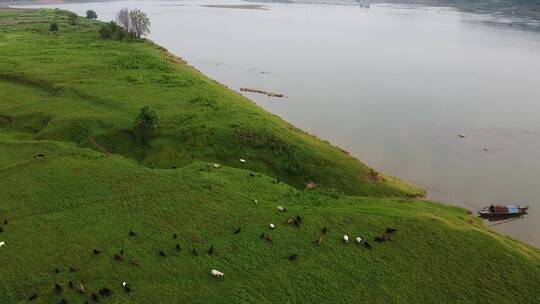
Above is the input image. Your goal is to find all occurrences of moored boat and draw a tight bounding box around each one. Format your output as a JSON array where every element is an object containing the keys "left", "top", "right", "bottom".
[{"left": 479, "top": 204, "right": 529, "bottom": 218}]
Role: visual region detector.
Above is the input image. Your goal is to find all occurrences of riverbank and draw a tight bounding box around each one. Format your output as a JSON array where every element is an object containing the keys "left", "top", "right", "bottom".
[{"left": 0, "top": 8, "right": 538, "bottom": 303}]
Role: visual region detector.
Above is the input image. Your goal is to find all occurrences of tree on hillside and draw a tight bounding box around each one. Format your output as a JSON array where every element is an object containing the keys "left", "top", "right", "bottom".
[
  {"left": 49, "top": 22, "right": 59, "bottom": 32},
  {"left": 115, "top": 8, "right": 151, "bottom": 39},
  {"left": 129, "top": 9, "right": 151, "bottom": 38},
  {"left": 86, "top": 10, "right": 98, "bottom": 20},
  {"left": 116, "top": 8, "right": 130, "bottom": 33},
  {"left": 133, "top": 106, "right": 158, "bottom": 145}
]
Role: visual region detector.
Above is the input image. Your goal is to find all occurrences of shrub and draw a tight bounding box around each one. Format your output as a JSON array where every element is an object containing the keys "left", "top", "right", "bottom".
[
  {"left": 98, "top": 21, "right": 126, "bottom": 40},
  {"left": 133, "top": 106, "right": 158, "bottom": 145},
  {"left": 49, "top": 22, "right": 59, "bottom": 32},
  {"left": 86, "top": 10, "right": 98, "bottom": 20}
]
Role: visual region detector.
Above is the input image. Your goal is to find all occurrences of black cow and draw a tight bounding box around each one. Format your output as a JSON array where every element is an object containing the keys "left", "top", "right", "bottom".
[
  {"left": 288, "top": 254, "right": 298, "bottom": 261},
  {"left": 99, "top": 287, "right": 113, "bottom": 297},
  {"left": 54, "top": 283, "right": 63, "bottom": 294},
  {"left": 28, "top": 293, "right": 38, "bottom": 301},
  {"left": 386, "top": 228, "right": 398, "bottom": 234},
  {"left": 234, "top": 227, "right": 241, "bottom": 234}
]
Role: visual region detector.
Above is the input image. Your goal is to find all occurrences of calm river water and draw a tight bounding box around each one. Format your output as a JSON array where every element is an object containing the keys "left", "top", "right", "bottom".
[{"left": 22, "top": 0, "right": 540, "bottom": 247}]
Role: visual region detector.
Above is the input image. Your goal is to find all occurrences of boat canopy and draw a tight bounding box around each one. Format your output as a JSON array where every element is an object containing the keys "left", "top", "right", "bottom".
[{"left": 507, "top": 205, "right": 520, "bottom": 214}]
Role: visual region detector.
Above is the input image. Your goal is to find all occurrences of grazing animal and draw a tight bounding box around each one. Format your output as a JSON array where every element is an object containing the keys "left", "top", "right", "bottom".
[
  {"left": 286, "top": 218, "right": 294, "bottom": 224},
  {"left": 28, "top": 293, "right": 38, "bottom": 301},
  {"left": 322, "top": 227, "right": 328, "bottom": 234},
  {"left": 343, "top": 235, "right": 349, "bottom": 243},
  {"left": 124, "top": 286, "right": 132, "bottom": 293},
  {"left": 0, "top": 241, "right": 4, "bottom": 248},
  {"left": 0, "top": 227, "right": 3, "bottom": 233},
  {"left": 77, "top": 283, "right": 85, "bottom": 294},
  {"left": 69, "top": 266, "right": 79, "bottom": 272},
  {"left": 93, "top": 249, "right": 101, "bottom": 255},
  {"left": 269, "top": 223, "right": 275, "bottom": 229},
  {"left": 208, "top": 246, "right": 214, "bottom": 255},
  {"left": 260, "top": 233, "right": 266, "bottom": 239},
  {"left": 128, "top": 230, "right": 136, "bottom": 237},
  {"left": 294, "top": 220, "right": 301, "bottom": 228},
  {"left": 364, "top": 241, "right": 372, "bottom": 249},
  {"left": 99, "top": 287, "right": 113, "bottom": 297},
  {"left": 288, "top": 254, "right": 298, "bottom": 261},
  {"left": 91, "top": 293, "right": 99, "bottom": 302},
  {"left": 114, "top": 254, "right": 124, "bottom": 261},
  {"left": 192, "top": 248, "right": 198, "bottom": 256},
  {"left": 213, "top": 163, "right": 221, "bottom": 168},
  {"left": 159, "top": 250, "right": 166, "bottom": 257},
  {"left": 68, "top": 281, "right": 73, "bottom": 289},
  {"left": 54, "top": 267, "right": 61, "bottom": 274},
  {"left": 120, "top": 249, "right": 124, "bottom": 255},
  {"left": 386, "top": 228, "right": 398, "bottom": 234},
  {"left": 131, "top": 258, "right": 139, "bottom": 266},
  {"left": 296, "top": 215, "right": 302, "bottom": 223},
  {"left": 211, "top": 269, "right": 224, "bottom": 277},
  {"left": 276, "top": 206, "right": 286, "bottom": 212},
  {"left": 315, "top": 236, "right": 322, "bottom": 246},
  {"left": 265, "top": 235, "right": 273, "bottom": 243},
  {"left": 374, "top": 237, "right": 385, "bottom": 243},
  {"left": 3, "top": 220, "right": 7, "bottom": 225},
  {"left": 240, "top": 159, "right": 247, "bottom": 163},
  {"left": 173, "top": 233, "right": 177, "bottom": 239},
  {"left": 234, "top": 227, "right": 241, "bottom": 234},
  {"left": 383, "top": 233, "right": 392, "bottom": 241},
  {"left": 249, "top": 173, "right": 255, "bottom": 177},
  {"left": 54, "top": 283, "right": 63, "bottom": 294},
  {"left": 176, "top": 243, "right": 181, "bottom": 251},
  {"left": 60, "top": 299, "right": 68, "bottom": 304},
  {"left": 355, "top": 236, "right": 362, "bottom": 244}
]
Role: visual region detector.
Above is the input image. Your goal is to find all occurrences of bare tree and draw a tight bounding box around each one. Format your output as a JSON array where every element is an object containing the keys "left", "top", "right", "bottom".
[
  {"left": 115, "top": 8, "right": 151, "bottom": 39},
  {"left": 115, "top": 8, "right": 131, "bottom": 33},
  {"left": 129, "top": 9, "right": 151, "bottom": 38}
]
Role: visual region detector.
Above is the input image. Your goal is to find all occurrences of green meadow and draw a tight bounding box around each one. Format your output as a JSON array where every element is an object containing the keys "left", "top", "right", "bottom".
[{"left": 0, "top": 8, "right": 538, "bottom": 303}]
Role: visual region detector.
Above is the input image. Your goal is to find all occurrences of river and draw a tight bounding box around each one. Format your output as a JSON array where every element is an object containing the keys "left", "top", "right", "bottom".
[{"left": 20, "top": 0, "right": 540, "bottom": 247}]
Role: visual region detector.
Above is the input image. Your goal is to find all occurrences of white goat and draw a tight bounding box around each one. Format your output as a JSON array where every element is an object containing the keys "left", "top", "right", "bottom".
[
  {"left": 343, "top": 235, "right": 349, "bottom": 243},
  {"left": 269, "top": 223, "right": 275, "bottom": 229},
  {"left": 355, "top": 236, "right": 362, "bottom": 244},
  {"left": 211, "top": 269, "right": 224, "bottom": 277},
  {"left": 276, "top": 206, "right": 286, "bottom": 212},
  {"left": 0, "top": 241, "right": 4, "bottom": 248},
  {"left": 240, "top": 159, "right": 247, "bottom": 163},
  {"left": 213, "top": 163, "right": 221, "bottom": 168}
]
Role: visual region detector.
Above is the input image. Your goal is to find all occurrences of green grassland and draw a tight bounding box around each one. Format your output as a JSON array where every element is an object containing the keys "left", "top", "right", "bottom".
[
  {"left": 0, "top": 8, "right": 539, "bottom": 304},
  {"left": 0, "top": 8, "right": 423, "bottom": 197}
]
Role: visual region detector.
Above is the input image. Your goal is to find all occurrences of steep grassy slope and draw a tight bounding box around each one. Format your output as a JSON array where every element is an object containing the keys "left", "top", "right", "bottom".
[
  {"left": 0, "top": 8, "right": 423, "bottom": 197},
  {"left": 0, "top": 8, "right": 539, "bottom": 304},
  {"left": 0, "top": 134, "right": 538, "bottom": 303}
]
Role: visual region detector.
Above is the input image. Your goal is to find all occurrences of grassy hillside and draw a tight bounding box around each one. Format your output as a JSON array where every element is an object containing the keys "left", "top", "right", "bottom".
[
  {"left": 0, "top": 132, "right": 539, "bottom": 303},
  {"left": 0, "top": 8, "right": 538, "bottom": 304},
  {"left": 0, "top": 8, "right": 423, "bottom": 197}
]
